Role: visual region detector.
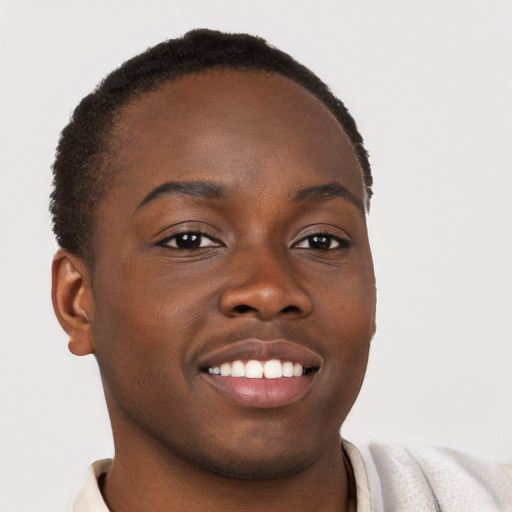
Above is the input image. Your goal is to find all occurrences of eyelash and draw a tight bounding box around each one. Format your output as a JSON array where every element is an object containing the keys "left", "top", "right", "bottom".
[
  {"left": 292, "top": 231, "right": 352, "bottom": 251},
  {"left": 157, "top": 229, "right": 351, "bottom": 252},
  {"left": 157, "top": 230, "right": 221, "bottom": 250}
]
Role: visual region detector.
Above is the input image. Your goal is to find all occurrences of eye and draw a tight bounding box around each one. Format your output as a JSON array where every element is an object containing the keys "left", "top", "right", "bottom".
[
  {"left": 293, "top": 233, "right": 351, "bottom": 251},
  {"left": 159, "top": 231, "right": 220, "bottom": 250}
]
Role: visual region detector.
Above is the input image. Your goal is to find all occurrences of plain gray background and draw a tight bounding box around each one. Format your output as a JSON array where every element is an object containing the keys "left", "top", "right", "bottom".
[{"left": 1, "top": 1, "right": 511, "bottom": 510}]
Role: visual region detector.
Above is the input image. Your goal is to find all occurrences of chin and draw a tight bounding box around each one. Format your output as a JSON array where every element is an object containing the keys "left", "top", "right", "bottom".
[{"left": 190, "top": 445, "right": 321, "bottom": 481}]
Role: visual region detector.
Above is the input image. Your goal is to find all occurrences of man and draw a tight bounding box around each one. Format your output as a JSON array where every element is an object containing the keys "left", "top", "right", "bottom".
[{"left": 50, "top": 29, "right": 512, "bottom": 511}]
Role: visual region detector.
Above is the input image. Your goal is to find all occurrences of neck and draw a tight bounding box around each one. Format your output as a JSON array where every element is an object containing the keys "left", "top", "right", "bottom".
[{"left": 102, "top": 425, "right": 356, "bottom": 512}]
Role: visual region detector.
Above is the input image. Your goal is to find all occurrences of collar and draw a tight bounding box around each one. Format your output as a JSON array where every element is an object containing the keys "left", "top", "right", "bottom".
[{"left": 73, "top": 458, "right": 112, "bottom": 512}]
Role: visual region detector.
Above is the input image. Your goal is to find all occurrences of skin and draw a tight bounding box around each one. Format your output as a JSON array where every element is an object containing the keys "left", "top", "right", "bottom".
[{"left": 52, "top": 69, "right": 376, "bottom": 512}]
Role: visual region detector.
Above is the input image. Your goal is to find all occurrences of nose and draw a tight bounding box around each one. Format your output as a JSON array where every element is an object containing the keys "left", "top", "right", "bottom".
[{"left": 219, "top": 249, "right": 312, "bottom": 321}]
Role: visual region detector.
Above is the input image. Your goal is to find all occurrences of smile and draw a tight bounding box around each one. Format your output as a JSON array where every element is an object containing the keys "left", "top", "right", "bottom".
[
  {"left": 198, "top": 339, "right": 322, "bottom": 408},
  {"left": 206, "top": 359, "right": 308, "bottom": 378}
]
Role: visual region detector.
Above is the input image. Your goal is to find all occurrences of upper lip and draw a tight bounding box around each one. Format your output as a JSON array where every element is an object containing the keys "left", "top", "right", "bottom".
[{"left": 197, "top": 339, "right": 324, "bottom": 369}]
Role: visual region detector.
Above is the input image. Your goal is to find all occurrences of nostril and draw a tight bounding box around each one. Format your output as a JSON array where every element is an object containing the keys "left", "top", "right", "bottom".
[
  {"left": 233, "top": 304, "right": 254, "bottom": 314},
  {"left": 281, "top": 305, "right": 301, "bottom": 314},
  {"left": 232, "top": 304, "right": 301, "bottom": 315}
]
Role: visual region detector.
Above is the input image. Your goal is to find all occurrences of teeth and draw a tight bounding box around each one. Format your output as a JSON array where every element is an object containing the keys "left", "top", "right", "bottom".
[
  {"left": 264, "top": 359, "right": 283, "bottom": 379},
  {"left": 207, "top": 360, "right": 305, "bottom": 378},
  {"left": 219, "top": 363, "right": 231, "bottom": 376},
  {"left": 231, "top": 360, "right": 245, "bottom": 377},
  {"left": 282, "top": 361, "right": 294, "bottom": 377},
  {"left": 245, "top": 360, "right": 263, "bottom": 378}
]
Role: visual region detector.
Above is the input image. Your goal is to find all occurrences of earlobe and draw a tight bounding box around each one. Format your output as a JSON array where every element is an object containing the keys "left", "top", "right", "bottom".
[{"left": 51, "top": 249, "right": 95, "bottom": 356}]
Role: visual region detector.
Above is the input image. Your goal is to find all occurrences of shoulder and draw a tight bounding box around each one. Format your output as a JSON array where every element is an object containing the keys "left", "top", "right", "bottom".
[{"left": 344, "top": 440, "right": 512, "bottom": 512}]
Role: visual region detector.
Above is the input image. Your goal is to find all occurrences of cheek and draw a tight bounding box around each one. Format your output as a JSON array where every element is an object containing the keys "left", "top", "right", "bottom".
[
  {"left": 316, "top": 254, "right": 376, "bottom": 334},
  {"left": 316, "top": 260, "right": 375, "bottom": 390},
  {"left": 93, "top": 256, "right": 207, "bottom": 330},
  {"left": 91, "top": 283, "right": 195, "bottom": 426},
  {"left": 90, "top": 261, "right": 219, "bottom": 382}
]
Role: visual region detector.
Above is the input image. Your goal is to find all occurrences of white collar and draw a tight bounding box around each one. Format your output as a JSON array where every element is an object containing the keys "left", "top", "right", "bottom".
[{"left": 73, "top": 458, "right": 111, "bottom": 512}]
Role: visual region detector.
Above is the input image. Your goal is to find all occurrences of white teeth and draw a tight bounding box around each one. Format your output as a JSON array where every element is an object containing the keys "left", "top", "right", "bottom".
[
  {"left": 207, "top": 360, "right": 305, "bottom": 379},
  {"left": 282, "top": 361, "right": 294, "bottom": 377},
  {"left": 245, "top": 360, "right": 264, "bottom": 378},
  {"left": 264, "top": 359, "right": 283, "bottom": 379},
  {"left": 219, "top": 363, "right": 231, "bottom": 376},
  {"left": 230, "top": 360, "right": 246, "bottom": 377}
]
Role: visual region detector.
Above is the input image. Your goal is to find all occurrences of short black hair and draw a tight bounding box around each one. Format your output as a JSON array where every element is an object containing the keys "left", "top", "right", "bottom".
[{"left": 50, "top": 28, "right": 373, "bottom": 263}]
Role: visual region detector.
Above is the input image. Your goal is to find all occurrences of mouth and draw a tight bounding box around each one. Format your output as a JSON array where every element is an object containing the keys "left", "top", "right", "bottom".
[
  {"left": 198, "top": 339, "right": 322, "bottom": 408},
  {"left": 202, "top": 359, "right": 317, "bottom": 378}
]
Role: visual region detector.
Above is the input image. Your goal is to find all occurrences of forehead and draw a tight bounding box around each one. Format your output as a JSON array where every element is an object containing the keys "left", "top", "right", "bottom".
[{"left": 105, "top": 69, "right": 365, "bottom": 208}]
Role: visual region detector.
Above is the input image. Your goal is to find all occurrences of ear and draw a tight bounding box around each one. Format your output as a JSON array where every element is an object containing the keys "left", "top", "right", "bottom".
[{"left": 51, "top": 249, "right": 95, "bottom": 356}]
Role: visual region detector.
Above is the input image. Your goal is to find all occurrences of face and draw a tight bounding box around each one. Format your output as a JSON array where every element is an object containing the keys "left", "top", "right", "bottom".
[{"left": 89, "top": 70, "right": 376, "bottom": 479}]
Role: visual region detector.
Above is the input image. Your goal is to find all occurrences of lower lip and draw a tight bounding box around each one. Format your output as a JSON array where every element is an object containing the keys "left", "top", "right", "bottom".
[{"left": 202, "top": 373, "right": 316, "bottom": 408}]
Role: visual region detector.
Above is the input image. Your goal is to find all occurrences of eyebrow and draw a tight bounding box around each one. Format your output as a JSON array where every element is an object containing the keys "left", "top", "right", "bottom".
[
  {"left": 136, "top": 180, "right": 365, "bottom": 213},
  {"left": 136, "top": 181, "right": 226, "bottom": 210},
  {"left": 293, "top": 183, "right": 365, "bottom": 213}
]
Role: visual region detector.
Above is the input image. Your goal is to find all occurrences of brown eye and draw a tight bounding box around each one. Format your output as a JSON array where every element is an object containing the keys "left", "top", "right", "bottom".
[
  {"left": 161, "top": 232, "right": 220, "bottom": 249},
  {"left": 308, "top": 235, "right": 333, "bottom": 250},
  {"left": 294, "top": 234, "right": 350, "bottom": 251}
]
